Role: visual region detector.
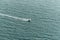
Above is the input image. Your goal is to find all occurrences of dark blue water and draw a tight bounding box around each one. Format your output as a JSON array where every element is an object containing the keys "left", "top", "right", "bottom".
[{"left": 0, "top": 0, "right": 60, "bottom": 40}]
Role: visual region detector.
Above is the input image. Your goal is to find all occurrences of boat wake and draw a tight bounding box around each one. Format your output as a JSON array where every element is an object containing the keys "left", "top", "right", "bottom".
[{"left": 0, "top": 13, "right": 31, "bottom": 22}]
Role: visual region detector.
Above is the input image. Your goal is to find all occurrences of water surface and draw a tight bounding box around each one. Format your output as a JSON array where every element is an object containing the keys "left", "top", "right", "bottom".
[{"left": 0, "top": 0, "right": 60, "bottom": 40}]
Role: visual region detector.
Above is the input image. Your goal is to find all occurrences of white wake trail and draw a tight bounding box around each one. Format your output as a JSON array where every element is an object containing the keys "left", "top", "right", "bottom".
[{"left": 0, "top": 13, "right": 31, "bottom": 22}]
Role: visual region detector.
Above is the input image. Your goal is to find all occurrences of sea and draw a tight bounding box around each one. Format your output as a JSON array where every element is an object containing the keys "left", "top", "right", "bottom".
[{"left": 0, "top": 0, "right": 60, "bottom": 40}]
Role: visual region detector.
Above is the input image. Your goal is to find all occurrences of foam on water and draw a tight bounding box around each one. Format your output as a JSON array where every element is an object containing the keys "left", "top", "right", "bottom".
[{"left": 0, "top": 13, "right": 31, "bottom": 22}]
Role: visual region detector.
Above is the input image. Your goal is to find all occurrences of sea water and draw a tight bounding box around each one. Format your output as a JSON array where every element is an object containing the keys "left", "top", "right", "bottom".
[{"left": 0, "top": 0, "right": 60, "bottom": 40}]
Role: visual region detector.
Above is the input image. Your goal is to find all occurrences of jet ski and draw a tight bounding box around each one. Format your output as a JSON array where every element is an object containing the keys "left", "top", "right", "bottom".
[{"left": 27, "top": 19, "right": 31, "bottom": 22}]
